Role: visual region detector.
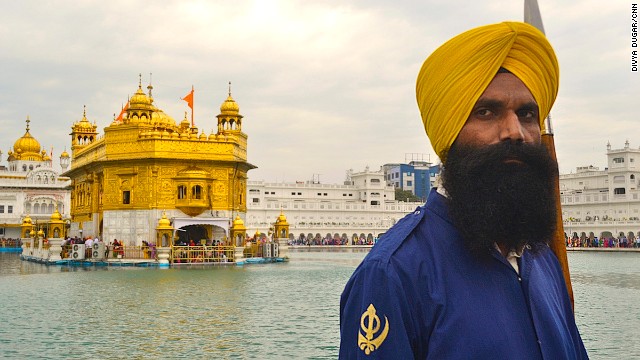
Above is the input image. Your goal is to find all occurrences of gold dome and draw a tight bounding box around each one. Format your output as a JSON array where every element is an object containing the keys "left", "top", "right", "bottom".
[
  {"left": 60, "top": 150, "right": 70, "bottom": 158},
  {"left": 129, "top": 86, "right": 153, "bottom": 108},
  {"left": 220, "top": 94, "right": 240, "bottom": 115},
  {"left": 151, "top": 109, "right": 176, "bottom": 127},
  {"left": 157, "top": 211, "right": 172, "bottom": 228},
  {"left": 50, "top": 208, "right": 62, "bottom": 221},
  {"left": 233, "top": 215, "right": 245, "bottom": 227},
  {"left": 22, "top": 215, "right": 33, "bottom": 225},
  {"left": 275, "top": 212, "right": 289, "bottom": 225},
  {"left": 180, "top": 112, "right": 191, "bottom": 129},
  {"left": 73, "top": 107, "right": 96, "bottom": 132},
  {"left": 13, "top": 118, "right": 41, "bottom": 155}
]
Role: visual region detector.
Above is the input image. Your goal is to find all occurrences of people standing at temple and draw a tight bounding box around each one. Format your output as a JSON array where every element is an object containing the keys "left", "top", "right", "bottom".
[
  {"left": 149, "top": 242, "right": 156, "bottom": 259},
  {"left": 85, "top": 237, "right": 93, "bottom": 258}
]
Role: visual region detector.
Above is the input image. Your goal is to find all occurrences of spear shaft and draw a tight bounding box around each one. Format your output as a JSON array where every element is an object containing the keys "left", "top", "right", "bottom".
[{"left": 525, "top": 0, "right": 574, "bottom": 309}]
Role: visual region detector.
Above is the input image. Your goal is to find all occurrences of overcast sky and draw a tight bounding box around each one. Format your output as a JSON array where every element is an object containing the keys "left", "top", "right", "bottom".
[{"left": 0, "top": 0, "right": 635, "bottom": 184}]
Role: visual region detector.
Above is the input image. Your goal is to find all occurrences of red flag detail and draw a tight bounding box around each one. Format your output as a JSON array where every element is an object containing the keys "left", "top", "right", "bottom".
[
  {"left": 116, "top": 101, "right": 130, "bottom": 122},
  {"left": 182, "top": 87, "right": 194, "bottom": 110}
]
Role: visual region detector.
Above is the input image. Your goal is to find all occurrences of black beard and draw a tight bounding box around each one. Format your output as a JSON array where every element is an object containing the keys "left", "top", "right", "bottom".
[{"left": 441, "top": 141, "right": 558, "bottom": 256}]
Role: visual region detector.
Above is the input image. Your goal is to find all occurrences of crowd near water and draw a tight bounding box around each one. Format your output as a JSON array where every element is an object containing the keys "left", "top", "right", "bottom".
[
  {"left": 567, "top": 235, "right": 640, "bottom": 248},
  {"left": 289, "top": 233, "right": 378, "bottom": 246}
]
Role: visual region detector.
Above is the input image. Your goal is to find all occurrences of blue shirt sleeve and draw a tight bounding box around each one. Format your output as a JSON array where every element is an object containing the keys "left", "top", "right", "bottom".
[{"left": 339, "top": 259, "right": 418, "bottom": 359}]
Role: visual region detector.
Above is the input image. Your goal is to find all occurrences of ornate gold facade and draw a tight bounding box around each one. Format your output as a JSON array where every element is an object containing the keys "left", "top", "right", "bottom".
[{"left": 64, "top": 79, "right": 255, "bottom": 243}]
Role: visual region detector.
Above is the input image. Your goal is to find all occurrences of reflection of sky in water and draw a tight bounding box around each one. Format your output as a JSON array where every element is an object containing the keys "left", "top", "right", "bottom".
[{"left": 0, "top": 250, "right": 638, "bottom": 359}]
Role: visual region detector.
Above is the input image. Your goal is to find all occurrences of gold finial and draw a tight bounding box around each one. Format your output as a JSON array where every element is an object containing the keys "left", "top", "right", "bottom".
[
  {"left": 83, "top": 105, "right": 86, "bottom": 118},
  {"left": 147, "top": 72, "right": 153, "bottom": 97},
  {"left": 138, "top": 73, "right": 142, "bottom": 89},
  {"left": 228, "top": 81, "right": 232, "bottom": 96},
  {"left": 25, "top": 116, "right": 30, "bottom": 131}
]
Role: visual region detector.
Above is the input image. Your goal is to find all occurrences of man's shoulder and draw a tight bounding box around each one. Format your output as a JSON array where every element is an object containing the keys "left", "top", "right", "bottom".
[{"left": 365, "top": 205, "right": 429, "bottom": 264}]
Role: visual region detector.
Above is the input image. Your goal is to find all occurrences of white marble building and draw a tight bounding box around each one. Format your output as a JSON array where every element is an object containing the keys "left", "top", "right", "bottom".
[
  {"left": 560, "top": 141, "right": 640, "bottom": 239},
  {"left": 246, "top": 167, "right": 424, "bottom": 242},
  {"left": 0, "top": 119, "right": 71, "bottom": 239}
]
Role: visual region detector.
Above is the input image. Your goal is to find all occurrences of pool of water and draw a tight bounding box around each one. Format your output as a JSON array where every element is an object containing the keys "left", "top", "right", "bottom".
[{"left": 0, "top": 249, "right": 638, "bottom": 359}]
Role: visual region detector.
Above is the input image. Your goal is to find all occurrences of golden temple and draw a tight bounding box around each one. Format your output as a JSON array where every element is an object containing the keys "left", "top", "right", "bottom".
[{"left": 64, "top": 77, "right": 256, "bottom": 246}]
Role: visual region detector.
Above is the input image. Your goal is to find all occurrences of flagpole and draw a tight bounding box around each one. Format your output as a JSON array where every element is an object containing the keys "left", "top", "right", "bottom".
[
  {"left": 524, "top": 0, "right": 574, "bottom": 310},
  {"left": 191, "top": 85, "right": 194, "bottom": 127}
]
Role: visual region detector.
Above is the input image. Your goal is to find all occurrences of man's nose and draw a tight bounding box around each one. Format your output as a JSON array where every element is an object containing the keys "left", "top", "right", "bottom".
[{"left": 499, "top": 112, "right": 525, "bottom": 143}]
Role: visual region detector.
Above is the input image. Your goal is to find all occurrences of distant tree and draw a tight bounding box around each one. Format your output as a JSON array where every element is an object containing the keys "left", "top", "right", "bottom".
[{"left": 395, "top": 188, "right": 421, "bottom": 202}]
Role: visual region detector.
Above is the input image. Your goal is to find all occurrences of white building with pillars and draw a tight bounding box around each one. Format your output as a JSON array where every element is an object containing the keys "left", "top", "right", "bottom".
[
  {"left": 560, "top": 140, "right": 640, "bottom": 240},
  {"left": 246, "top": 167, "right": 424, "bottom": 243},
  {"left": 0, "top": 118, "right": 72, "bottom": 239}
]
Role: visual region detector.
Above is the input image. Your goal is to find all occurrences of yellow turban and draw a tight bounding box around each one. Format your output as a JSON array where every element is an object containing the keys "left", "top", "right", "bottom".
[{"left": 416, "top": 21, "right": 559, "bottom": 162}]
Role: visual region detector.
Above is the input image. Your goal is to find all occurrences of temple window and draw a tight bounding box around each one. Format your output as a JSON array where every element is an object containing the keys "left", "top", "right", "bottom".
[
  {"left": 123, "top": 190, "right": 131, "bottom": 204},
  {"left": 178, "top": 185, "right": 187, "bottom": 200},
  {"left": 192, "top": 185, "right": 202, "bottom": 200}
]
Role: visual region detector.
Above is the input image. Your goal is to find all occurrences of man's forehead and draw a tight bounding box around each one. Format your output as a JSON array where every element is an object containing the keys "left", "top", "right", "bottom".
[{"left": 475, "top": 73, "right": 537, "bottom": 104}]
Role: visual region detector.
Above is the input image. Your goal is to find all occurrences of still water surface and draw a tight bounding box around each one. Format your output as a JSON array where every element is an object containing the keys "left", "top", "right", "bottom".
[{"left": 0, "top": 249, "right": 638, "bottom": 359}]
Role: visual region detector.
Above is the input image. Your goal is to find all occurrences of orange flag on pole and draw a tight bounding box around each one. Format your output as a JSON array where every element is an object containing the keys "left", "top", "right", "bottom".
[
  {"left": 116, "top": 101, "right": 129, "bottom": 122},
  {"left": 182, "top": 85, "right": 194, "bottom": 126},
  {"left": 182, "top": 86, "right": 194, "bottom": 109}
]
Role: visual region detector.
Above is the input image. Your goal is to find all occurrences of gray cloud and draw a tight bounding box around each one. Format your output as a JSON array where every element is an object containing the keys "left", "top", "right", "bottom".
[{"left": 0, "top": 0, "right": 635, "bottom": 183}]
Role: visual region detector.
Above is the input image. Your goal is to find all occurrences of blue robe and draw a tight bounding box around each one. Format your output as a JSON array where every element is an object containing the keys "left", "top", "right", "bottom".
[{"left": 340, "top": 189, "right": 588, "bottom": 359}]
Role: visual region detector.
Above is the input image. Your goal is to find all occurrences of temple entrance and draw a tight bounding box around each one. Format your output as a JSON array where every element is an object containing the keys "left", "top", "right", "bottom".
[{"left": 176, "top": 225, "right": 208, "bottom": 245}]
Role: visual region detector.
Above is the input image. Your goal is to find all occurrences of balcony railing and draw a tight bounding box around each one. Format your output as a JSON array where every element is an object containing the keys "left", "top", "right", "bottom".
[{"left": 171, "top": 245, "right": 234, "bottom": 264}]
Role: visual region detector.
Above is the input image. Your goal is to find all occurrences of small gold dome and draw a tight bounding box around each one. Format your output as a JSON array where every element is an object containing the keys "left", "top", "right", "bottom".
[
  {"left": 73, "top": 108, "right": 96, "bottom": 132},
  {"left": 37, "top": 229, "right": 44, "bottom": 237},
  {"left": 129, "top": 86, "right": 152, "bottom": 107},
  {"left": 50, "top": 208, "right": 62, "bottom": 221},
  {"left": 277, "top": 212, "right": 288, "bottom": 223},
  {"left": 220, "top": 94, "right": 240, "bottom": 115},
  {"left": 233, "top": 215, "right": 245, "bottom": 227},
  {"left": 60, "top": 150, "right": 70, "bottom": 158},
  {"left": 22, "top": 215, "right": 33, "bottom": 225},
  {"left": 157, "top": 211, "right": 171, "bottom": 228}
]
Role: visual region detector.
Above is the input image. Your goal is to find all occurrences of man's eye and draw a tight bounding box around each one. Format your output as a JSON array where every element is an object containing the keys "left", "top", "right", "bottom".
[
  {"left": 476, "top": 109, "right": 492, "bottom": 117},
  {"left": 518, "top": 110, "right": 537, "bottom": 121}
]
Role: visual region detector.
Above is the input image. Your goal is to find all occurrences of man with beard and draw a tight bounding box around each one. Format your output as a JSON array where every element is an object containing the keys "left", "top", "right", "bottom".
[{"left": 339, "top": 22, "right": 588, "bottom": 359}]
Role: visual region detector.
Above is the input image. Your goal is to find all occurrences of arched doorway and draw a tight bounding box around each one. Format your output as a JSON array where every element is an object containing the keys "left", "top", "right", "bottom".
[{"left": 176, "top": 225, "right": 208, "bottom": 245}]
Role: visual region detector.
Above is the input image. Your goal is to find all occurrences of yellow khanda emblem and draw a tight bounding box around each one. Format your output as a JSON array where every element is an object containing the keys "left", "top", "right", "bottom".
[{"left": 358, "top": 303, "right": 389, "bottom": 355}]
